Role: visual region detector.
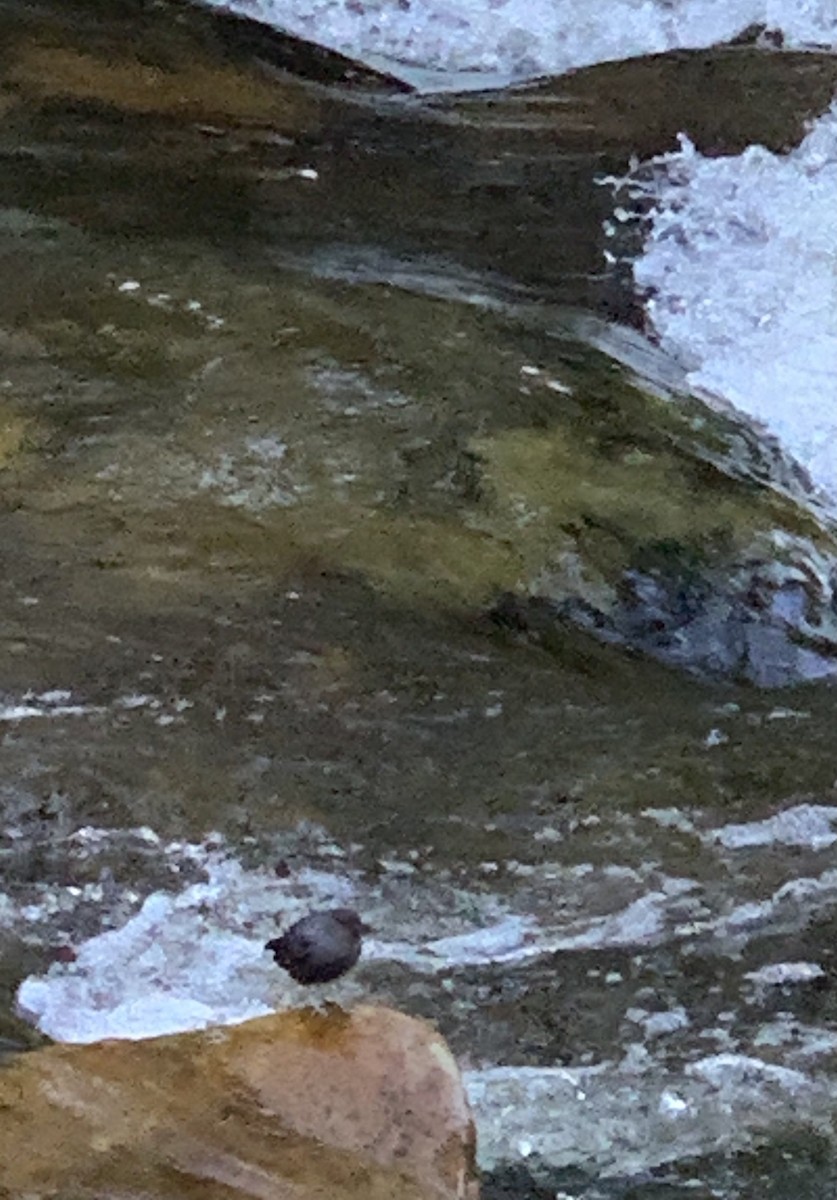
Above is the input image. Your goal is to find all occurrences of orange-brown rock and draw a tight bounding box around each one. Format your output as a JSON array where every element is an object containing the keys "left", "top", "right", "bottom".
[{"left": 0, "top": 1004, "right": 479, "bottom": 1200}]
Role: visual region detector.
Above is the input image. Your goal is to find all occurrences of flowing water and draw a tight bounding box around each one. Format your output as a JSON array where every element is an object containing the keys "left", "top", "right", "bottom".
[{"left": 1, "top": 2, "right": 837, "bottom": 1197}]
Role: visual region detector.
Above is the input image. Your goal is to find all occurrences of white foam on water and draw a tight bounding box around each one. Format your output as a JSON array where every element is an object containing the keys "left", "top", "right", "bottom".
[
  {"left": 0, "top": 689, "right": 105, "bottom": 722},
  {"left": 744, "top": 960, "right": 826, "bottom": 986},
  {"left": 706, "top": 802, "right": 837, "bottom": 850},
  {"left": 194, "top": 0, "right": 837, "bottom": 527},
  {"left": 466, "top": 1050, "right": 837, "bottom": 1177},
  {"left": 623, "top": 104, "right": 837, "bottom": 499},
  {"left": 195, "top": 0, "right": 837, "bottom": 85},
  {"left": 12, "top": 853, "right": 702, "bottom": 1043},
  {"left": 687, "top": 1052, "right": 810, "bottom": 1093},
  {"left": 11, "top": 829, "right": 837, "bottom": 1044},
  {"left": 14, "top": 853, "right": 358, "bottom": 1042}
]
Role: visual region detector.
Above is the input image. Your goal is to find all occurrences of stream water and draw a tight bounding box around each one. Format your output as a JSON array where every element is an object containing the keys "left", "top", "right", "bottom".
[{"left": 1, "top": 2, "right": 837, "bottom": 1197}]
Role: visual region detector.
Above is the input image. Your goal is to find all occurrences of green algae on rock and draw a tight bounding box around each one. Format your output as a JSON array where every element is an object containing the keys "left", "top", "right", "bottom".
[{"left": 457, "top": 338, "right": 837, "bottom": 686}]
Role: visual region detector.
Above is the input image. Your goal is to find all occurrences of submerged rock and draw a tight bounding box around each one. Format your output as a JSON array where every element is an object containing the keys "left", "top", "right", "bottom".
[
  {"left": 496, "top": 524, "right": 837, "bottom": 687},
  {"left": 461, "top": 334, "right": 837, "bottom": 687},
  {"left": 3, "top": 9, "right": 834, "bottom": 690},
  {"left": 0, "top": 1006, "right": 478, "bottom": 1200}
]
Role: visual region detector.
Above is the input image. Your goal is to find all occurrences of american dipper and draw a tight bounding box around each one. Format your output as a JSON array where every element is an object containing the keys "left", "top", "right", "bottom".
[{"left": 265, "top": 908, "right": 366, "bottom": 984}]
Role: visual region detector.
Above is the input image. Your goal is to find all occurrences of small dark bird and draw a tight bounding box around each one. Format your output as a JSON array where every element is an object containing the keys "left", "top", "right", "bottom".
[{"left": 265, "top": 907, "right": 367, "bottom": 984}]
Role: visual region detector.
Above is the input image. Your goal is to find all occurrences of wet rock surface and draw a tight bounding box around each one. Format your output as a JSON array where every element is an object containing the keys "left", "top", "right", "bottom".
[
  {"left": 1, "top": 6, "right": 835, "bottom": 685},
  {"left": 1, "top": 3, "right": 837, "bottom": 1198}
]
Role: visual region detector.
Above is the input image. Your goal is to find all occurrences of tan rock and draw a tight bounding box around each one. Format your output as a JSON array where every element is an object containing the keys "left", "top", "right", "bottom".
[
  {"left": 7, "top": 45, "right": 311, "bottom": 126},
  {"left": 0, "top": 1005, "right": 478, "bottom": 1199}
]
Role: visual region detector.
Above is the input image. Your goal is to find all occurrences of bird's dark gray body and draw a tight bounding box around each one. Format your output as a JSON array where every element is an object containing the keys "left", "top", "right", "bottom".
[{"left": 265, "top": 907, "right": 365, "bottom": 984}]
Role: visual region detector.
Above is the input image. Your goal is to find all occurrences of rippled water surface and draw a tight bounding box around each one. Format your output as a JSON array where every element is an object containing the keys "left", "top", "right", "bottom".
[{"left": 2, "top": 3, "right": 837, "bottom": 1196}]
